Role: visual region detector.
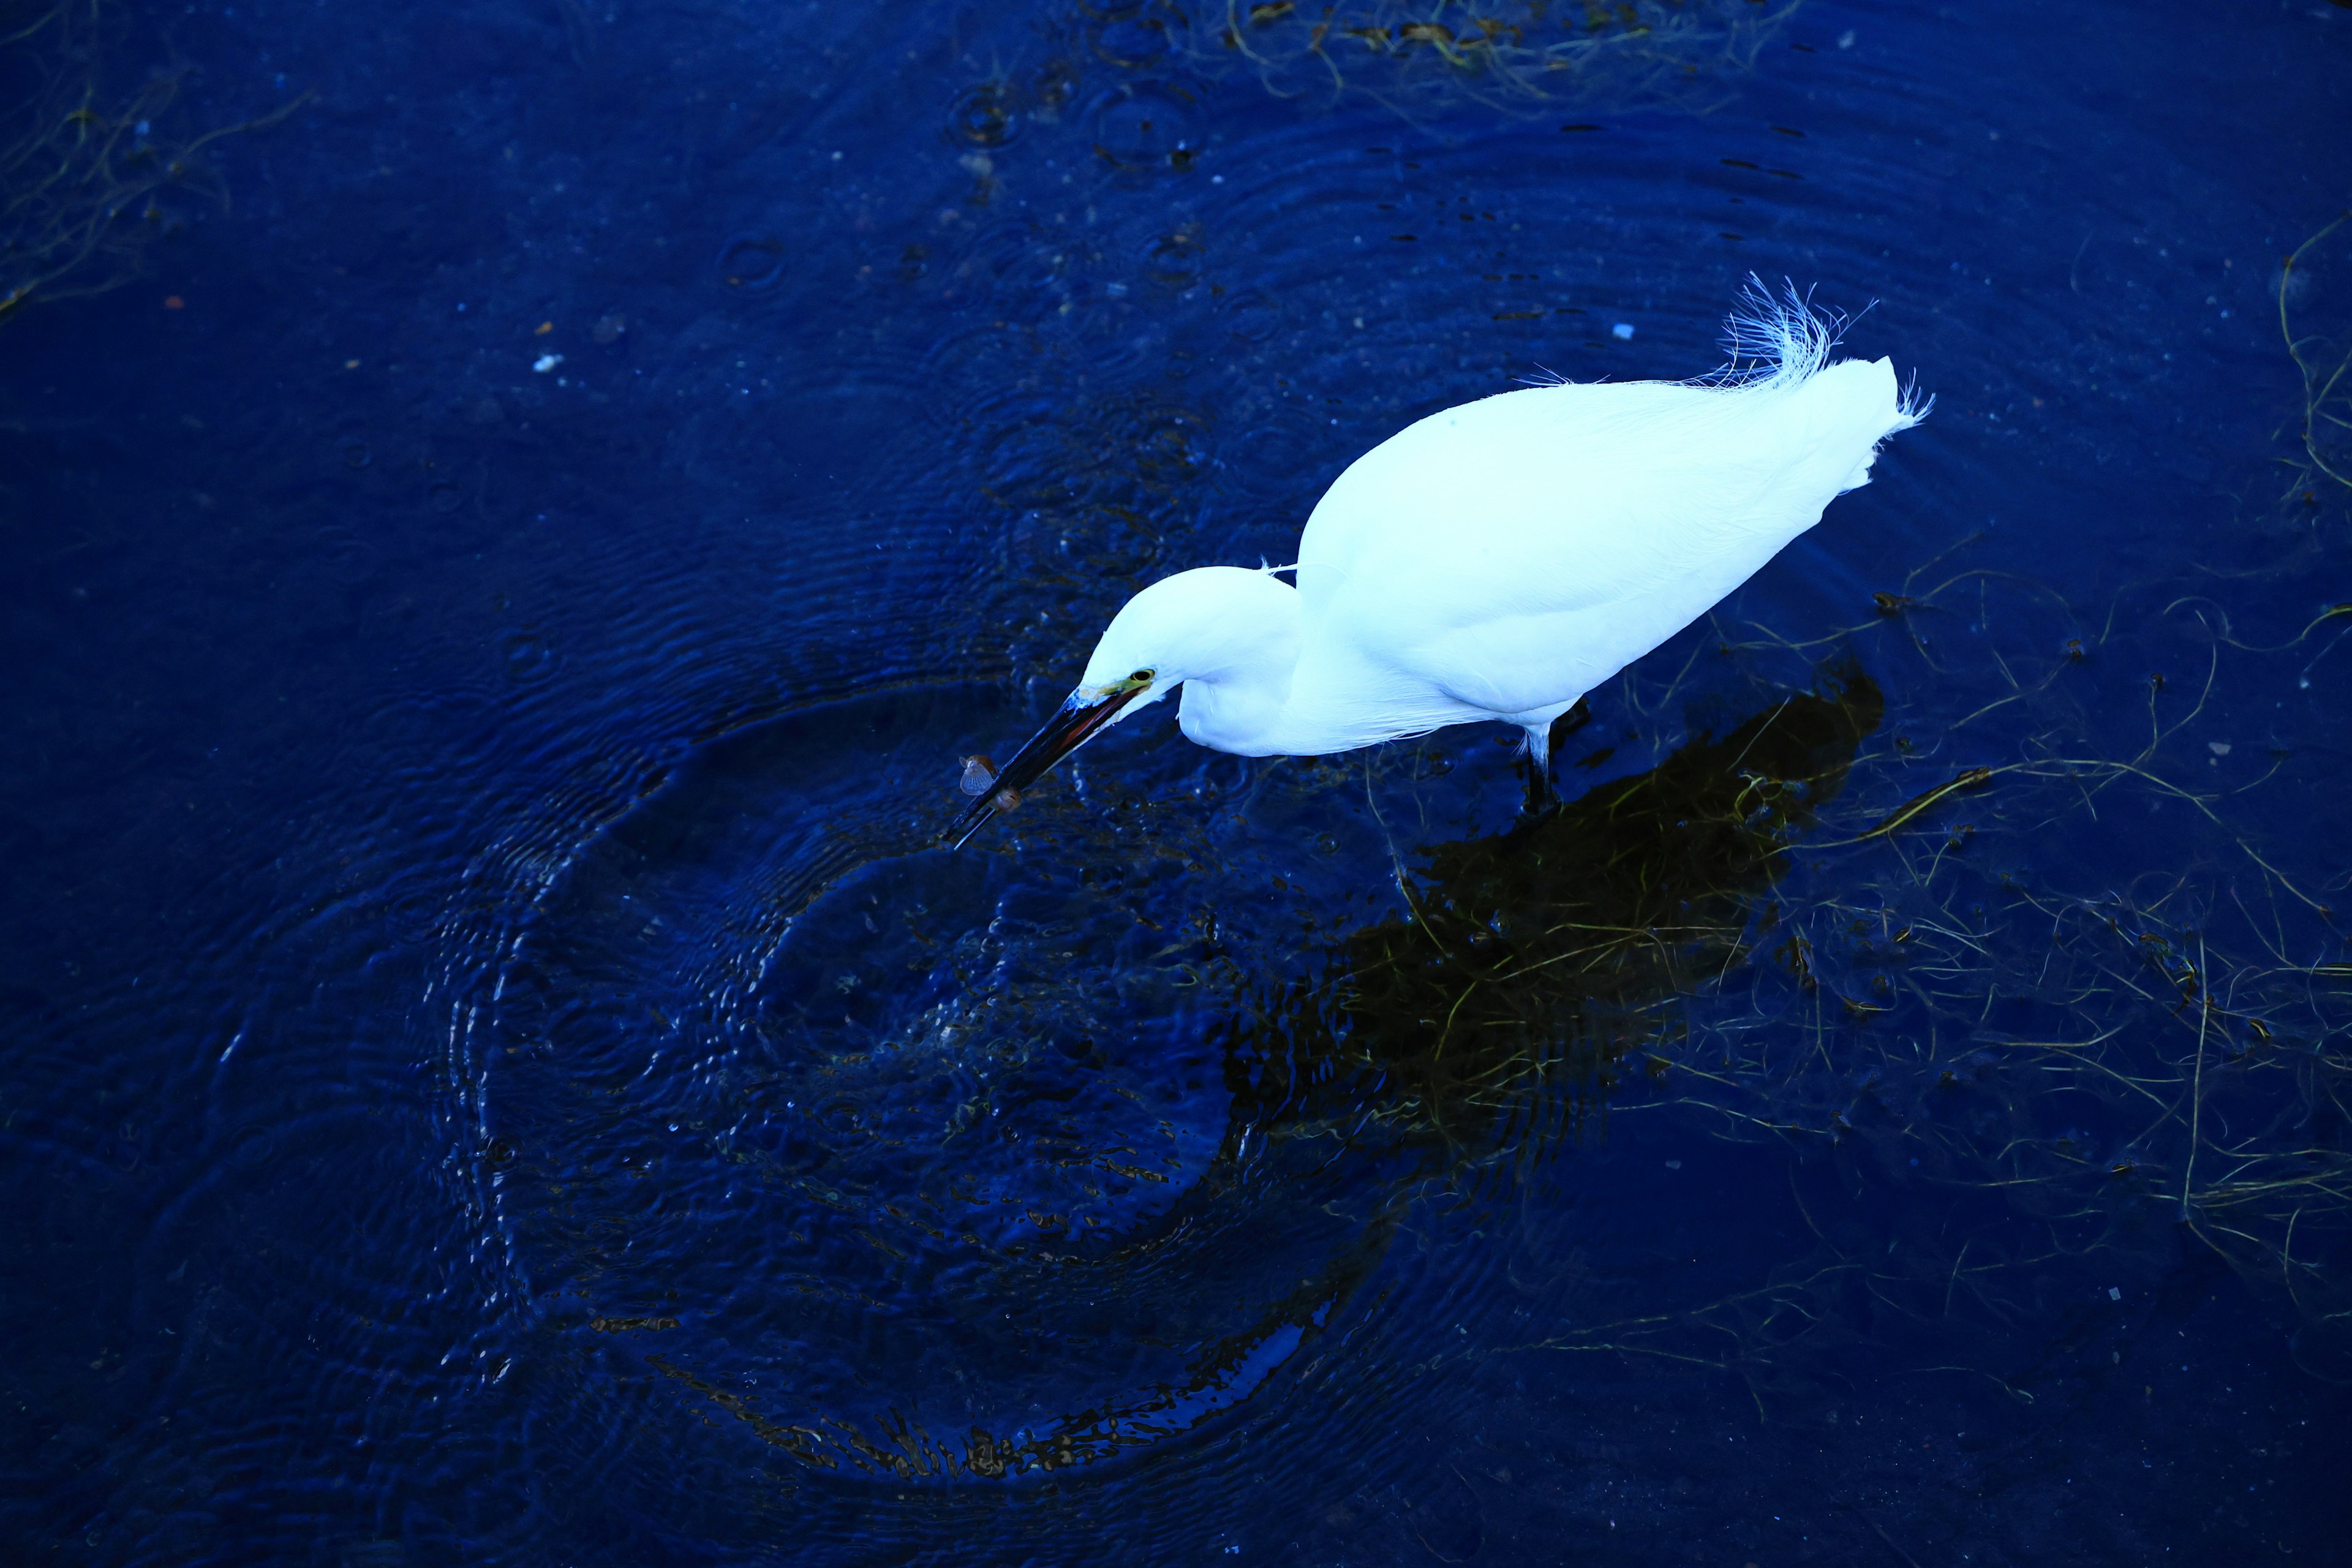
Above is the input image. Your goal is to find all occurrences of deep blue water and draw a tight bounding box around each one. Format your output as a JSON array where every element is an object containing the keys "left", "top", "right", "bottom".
[{"left": 6, "top": 0, "right": 2352, "bottom": 1562}]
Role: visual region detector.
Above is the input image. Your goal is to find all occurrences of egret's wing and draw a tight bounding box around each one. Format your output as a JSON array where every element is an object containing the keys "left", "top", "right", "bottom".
[{"left": 1286, "top": 358, "right": 1912, "bottom": 738}]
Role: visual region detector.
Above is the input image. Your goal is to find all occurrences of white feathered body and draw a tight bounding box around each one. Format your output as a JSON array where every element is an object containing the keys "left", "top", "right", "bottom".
[
  {"left": 1076, "top": 295, "right": 1924, "bottom": 761},
  {"left": 1265, "top": 355, "right": 1917, "bottom": 753}
]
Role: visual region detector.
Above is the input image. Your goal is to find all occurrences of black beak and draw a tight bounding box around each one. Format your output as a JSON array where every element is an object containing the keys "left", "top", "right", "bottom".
[{"left": 948, "top": 684, "right": 1150, "bottom": 848}]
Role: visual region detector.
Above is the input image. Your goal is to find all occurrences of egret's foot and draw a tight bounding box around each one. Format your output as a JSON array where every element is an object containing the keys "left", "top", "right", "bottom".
[{"left": 1519, "top": 760, "right": 1558, "bottom": 819}]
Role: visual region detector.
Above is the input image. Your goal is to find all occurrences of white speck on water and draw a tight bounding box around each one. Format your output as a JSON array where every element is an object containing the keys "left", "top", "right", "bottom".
[
  {"left": 2208, "top": 741, "right": 2231, "bottom": 756},
  {"left": 1838, "top": 28, "right": 1856, "bottom": 47},
  {"left": 2109, "top": 1286, "right": 2122, "bottom": 1300},
  {"left": 1611, "top": 322, "right": 1635, "bottom": 340},
  {"left": 533, "top": 353, "right": 562, "bottom": 373}
]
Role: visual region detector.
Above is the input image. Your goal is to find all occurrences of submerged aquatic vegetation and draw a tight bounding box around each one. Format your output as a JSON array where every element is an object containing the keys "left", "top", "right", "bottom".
[
  {"left": 1189, "top": 0, "right": 1803, "bottom": 115},
  {"left": 0, "top": 0, "right": 304, "bottom": 323},
  {"left": 2279, "top": 211, "right": 2352, "bottom": 499},
  {"left": 1525, "top": 556, "right": 2352, "bottom": 1384},
  {"left": 1061, "top": 0, "right": 1799, "bottom": 119},
  {"left": 1271, "top": 612, "right": 2349, "bottom": 1389}
]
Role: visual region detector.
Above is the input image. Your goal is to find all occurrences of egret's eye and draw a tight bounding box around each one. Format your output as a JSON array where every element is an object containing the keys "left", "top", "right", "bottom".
[{"left": 1129, "top": 668, "right": 1155, "bottom": 684}]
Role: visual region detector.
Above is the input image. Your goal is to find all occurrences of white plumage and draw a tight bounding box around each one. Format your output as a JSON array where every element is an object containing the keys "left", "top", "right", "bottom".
[{"left": 951, "top": 284, "right": 1924, "bottom": 843}]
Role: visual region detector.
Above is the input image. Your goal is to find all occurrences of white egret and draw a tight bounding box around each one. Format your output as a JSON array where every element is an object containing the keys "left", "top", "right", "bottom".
[{"left": 951, "top": 284, "right": 1924, "bottom": 846}]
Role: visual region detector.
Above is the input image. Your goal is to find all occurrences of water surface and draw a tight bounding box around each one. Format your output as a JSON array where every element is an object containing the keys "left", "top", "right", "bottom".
[{"left": 4, "top": 0, "right": 2350, "bottom": 1562}]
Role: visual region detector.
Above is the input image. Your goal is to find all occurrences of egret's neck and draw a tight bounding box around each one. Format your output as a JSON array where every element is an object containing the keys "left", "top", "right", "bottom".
[{"left": 1169, "top": 579, "right": 1303, "bottom": 758}]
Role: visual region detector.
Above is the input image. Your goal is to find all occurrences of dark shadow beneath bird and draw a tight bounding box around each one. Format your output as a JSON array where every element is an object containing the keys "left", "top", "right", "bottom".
[{"left": 1227, "top": 657, "right": 1883, "bottom": 1171}]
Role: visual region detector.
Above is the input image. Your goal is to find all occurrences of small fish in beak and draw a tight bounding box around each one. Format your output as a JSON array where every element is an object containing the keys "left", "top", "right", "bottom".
[
  {"left": 957, "top": 755, "right": 1000, "bottom": 796},
  {"left": 947, "top": 678, "right": 1155, "bottom": 848},
  {"left": 957, "top": 754, "right": 1023, "bottom": 813}
]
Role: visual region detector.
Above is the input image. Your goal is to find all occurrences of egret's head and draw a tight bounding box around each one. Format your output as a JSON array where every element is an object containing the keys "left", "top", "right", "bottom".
[
  {"left": 948, "top": 567, "right": 1297, "bottom": 846},
  {"left": 1079, "top": 567, "right": 1300, "bottom": 696}
]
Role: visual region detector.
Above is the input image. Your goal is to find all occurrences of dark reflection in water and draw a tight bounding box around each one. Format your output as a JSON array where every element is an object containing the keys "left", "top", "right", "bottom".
[{"left": 1235, "top": 667, "right": 1879, "bottom": 1171}]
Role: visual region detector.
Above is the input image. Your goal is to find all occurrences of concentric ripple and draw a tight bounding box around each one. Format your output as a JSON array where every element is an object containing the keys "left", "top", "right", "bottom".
[{"left": 460, "top": 684, "right": 1354, "bottom": 1488}]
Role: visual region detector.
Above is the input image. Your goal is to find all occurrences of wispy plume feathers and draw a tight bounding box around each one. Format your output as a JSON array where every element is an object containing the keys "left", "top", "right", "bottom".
[{"left": 1714, "top": 275, "right": 1843, "bottom": 387}]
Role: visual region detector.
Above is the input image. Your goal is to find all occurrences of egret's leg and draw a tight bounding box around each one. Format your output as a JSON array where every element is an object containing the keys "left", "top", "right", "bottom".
[
  {"left": 1523, "top": 721, "right": 1553, "bottom": 778},
  {"left": 1519, "top": 721, "right": 1558, "bottom": 815},
  {"left": 1510, "top": 697, "right": 1591, "bottom": 812}
]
